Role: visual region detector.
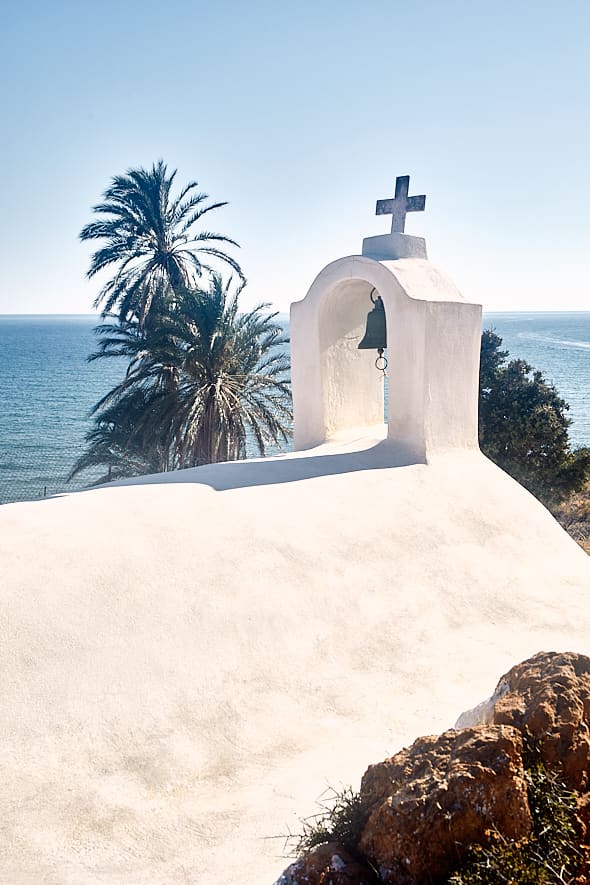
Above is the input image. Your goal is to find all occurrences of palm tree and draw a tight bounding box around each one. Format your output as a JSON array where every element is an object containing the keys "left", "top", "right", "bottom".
[
  {"left": 80, "top": 161, "right": 243, "bottom": 327},
  {"left": 70, "top": 275, "right": 292, "bottom": 483},
  {"left": 165, "top": 276, "right": 292, "bottom": 466},
  {"left": 67, "top": 388, "right": 176, "bottom": 486}
]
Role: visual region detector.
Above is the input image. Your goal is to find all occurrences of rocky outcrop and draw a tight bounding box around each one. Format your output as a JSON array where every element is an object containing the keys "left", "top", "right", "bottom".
[
  {"left": 358, "top": 726, "right": 531, "bottom": 883},
  {"left": 275, "top": 652, "right": 590, "bottom": 885},
  {"left": 491, "top": 651, "right": 590, "bottom": 791}
]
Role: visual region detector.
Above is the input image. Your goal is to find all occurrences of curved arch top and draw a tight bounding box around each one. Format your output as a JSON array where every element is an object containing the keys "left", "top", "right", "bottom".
[{"left": 290, "top": 255, "right": 482, "bottom": 458}]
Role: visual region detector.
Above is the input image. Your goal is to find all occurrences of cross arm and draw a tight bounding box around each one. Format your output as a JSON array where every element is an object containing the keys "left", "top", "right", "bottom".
[
  {"left": 407, "top": 195, "right": 426, "bottom": 212},
  {"left": 376, "top": 199, "right": 394, "bottom": 215}
]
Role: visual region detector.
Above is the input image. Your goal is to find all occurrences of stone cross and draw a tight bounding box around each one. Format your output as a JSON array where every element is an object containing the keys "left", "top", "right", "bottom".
[{"left": 376, "top": 175, "right": 426, "bottom": 234}]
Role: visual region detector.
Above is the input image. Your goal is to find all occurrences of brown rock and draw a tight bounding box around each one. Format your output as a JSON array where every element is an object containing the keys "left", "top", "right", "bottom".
[
  {"left": 577, "top": 792, "right": 590, "bottom": 838},
  {"left": 575, "top": 794, "right": 590, "bottom": 881},
  {"left": 358, "top": 726, "right": 531, "bottom": 884},
  {"left": 492, "top": 651, "right": 590, "bottom": 790},
  {"left": 274, "top": 842, "right": 379, "bottom": 884}
]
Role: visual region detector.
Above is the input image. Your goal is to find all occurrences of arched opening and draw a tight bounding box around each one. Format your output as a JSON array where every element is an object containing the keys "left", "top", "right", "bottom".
[
  {"left": 292, "top": 253, "right": 481, "bottom": 456},
  {"left": 318, "top": 279, "right": 388, "bottom": 438}
]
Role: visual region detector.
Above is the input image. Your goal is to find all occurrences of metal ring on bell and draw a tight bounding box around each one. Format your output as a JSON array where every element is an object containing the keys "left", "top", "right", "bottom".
[{"left": 375, "top": 349, "right": 388, "bottom": 375}]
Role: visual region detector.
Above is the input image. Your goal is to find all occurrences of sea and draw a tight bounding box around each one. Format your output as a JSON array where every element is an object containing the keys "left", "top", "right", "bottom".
[{"left": 0, "top": 312, "right": 589, "bottom": 505}]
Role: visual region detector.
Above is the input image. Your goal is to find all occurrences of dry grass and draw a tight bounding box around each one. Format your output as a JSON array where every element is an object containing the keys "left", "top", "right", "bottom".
[{"left": 553, "top": 484, "right": 590, "bottom": 556}]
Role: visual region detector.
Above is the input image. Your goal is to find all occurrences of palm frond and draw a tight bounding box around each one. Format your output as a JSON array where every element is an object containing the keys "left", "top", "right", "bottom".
[{"left": 81, "top": 161, "right": 242, "bottom": 326}]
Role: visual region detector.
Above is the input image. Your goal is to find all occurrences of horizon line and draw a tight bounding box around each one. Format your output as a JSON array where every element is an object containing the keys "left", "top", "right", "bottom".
[{"left": 2, "top": 309, "right": 590, "bottom": 318}]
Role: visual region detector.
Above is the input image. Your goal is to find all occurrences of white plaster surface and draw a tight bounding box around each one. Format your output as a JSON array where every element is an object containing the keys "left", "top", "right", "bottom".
[
  {"left": 362, "top": 231, "right": 427, "bottom": 260},
  {"left": 1, "top": 434, "right": 589, "bottom": 884}
]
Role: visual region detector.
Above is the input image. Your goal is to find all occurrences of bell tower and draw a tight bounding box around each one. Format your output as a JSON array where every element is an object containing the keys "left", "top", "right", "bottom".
[{"left": 290, "top": 176, "right": 483, "bottom": 460}]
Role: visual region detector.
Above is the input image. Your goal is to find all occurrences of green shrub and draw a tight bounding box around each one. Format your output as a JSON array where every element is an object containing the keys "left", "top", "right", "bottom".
[
  {"left": 292, "top": 785, "right": 370, "bottom": 857},
  {"left": 448, "top": 738, "right": 581, "bottom": 884}
]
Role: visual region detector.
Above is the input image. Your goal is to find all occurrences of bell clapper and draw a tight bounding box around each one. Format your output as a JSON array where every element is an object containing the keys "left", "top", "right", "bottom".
[{"left": 375, "top": 348, "right": 387, "bottom": 377}]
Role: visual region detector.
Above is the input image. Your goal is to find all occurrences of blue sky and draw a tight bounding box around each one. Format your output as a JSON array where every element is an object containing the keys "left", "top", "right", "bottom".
[{"left": 1, "top": 0, "right": 589, "bottom": 313}]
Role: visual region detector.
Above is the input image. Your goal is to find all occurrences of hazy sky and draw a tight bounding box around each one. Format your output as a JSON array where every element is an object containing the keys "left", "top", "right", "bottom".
[{"left": 1, "top": 0, "right": 589, "bottom": 314}]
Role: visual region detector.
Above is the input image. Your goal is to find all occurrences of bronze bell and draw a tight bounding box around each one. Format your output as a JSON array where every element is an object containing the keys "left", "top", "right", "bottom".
[{"left": 358, "top": 290, "right": 387, "bottom": 351}]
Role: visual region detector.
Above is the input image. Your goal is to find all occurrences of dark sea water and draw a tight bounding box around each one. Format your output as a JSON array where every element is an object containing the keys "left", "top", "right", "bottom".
[
  {"left": 0, "top": 312, "right": 589, "bottom": 504},
  {"left": 0, "top": 316, "right": 124, "bottom": 504},
  {"left": 485, "top": 312, "right": 590, "bottom": 447}
]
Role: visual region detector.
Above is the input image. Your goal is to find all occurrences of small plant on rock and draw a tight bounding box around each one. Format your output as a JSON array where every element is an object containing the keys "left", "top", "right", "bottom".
[{"left": 291, "top": 786, "right": 371, "bottom": 857}]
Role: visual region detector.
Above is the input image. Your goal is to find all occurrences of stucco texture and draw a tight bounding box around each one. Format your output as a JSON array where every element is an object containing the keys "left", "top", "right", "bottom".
[{"left": 0, "top": 433, "right": 589, "bottom": 884}]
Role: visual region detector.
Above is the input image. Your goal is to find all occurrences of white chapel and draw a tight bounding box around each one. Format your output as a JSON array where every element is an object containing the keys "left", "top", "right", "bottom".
[{"left": 0, "top": 177, "right": 588, "bottom": 885}]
